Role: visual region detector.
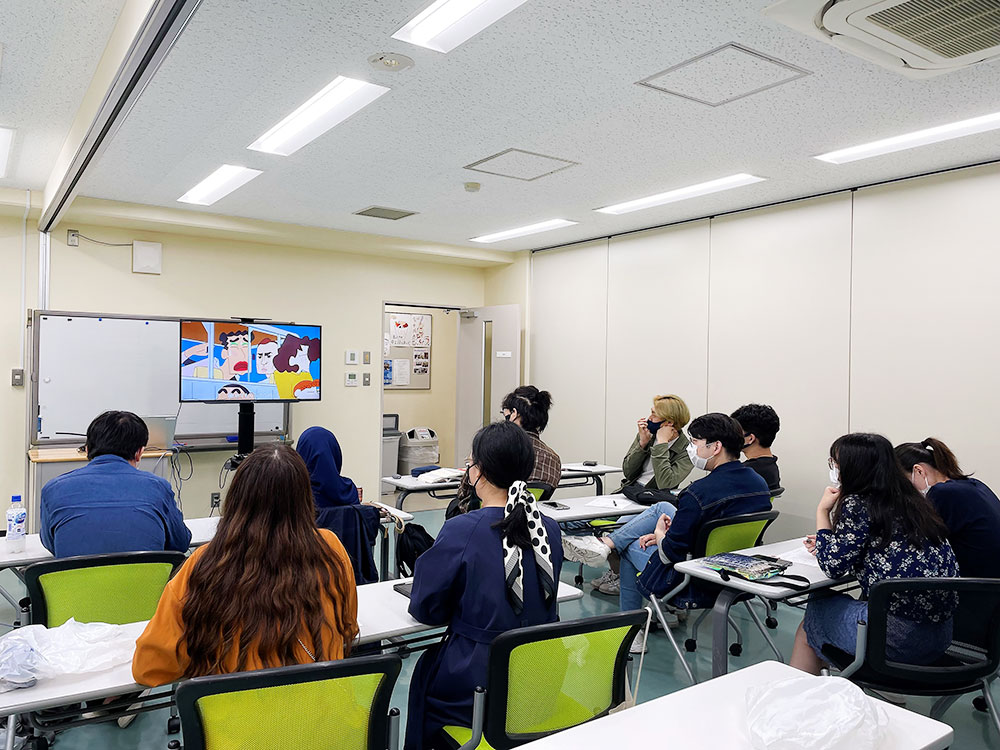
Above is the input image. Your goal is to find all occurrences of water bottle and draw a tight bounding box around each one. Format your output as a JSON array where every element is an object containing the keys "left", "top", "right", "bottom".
[{"left": 6, "top": 495, "right": 26, "bottom": 553}]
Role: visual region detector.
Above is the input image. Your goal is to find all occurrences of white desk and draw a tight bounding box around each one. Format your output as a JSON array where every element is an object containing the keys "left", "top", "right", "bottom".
[
  {"left": 517, "top": 661, "right": 953, "bottom": 750},
  {"left": 383, "top": 464, "right": 623, "bottom": 509},
  {"left": 537, "top": 494, "right": 643, "bottom": 524},
  {"left": 674, "top": 537, "right": 850, "bottom": 678}
]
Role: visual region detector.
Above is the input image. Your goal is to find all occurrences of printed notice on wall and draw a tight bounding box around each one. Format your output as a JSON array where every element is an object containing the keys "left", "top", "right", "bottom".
[
  {"left": 383, "top": 333, "right": 391, "bottom": 358},
  {"left": 383, "top": 359, "right": 393, "bottom": 386},
  {"left": 392, "top": 359, "right": 411, "bottom": 386},
  {"left": 412, "top": 347, "right": 429, "bottom": 375}
]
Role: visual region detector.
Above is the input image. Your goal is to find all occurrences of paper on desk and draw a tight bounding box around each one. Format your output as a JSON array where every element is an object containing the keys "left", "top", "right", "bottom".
[
  {"left": 415, "top": 468, "right": 464, "bottom": 484},
  {"left": 780, "top": 543, "right": 822, "bottom": 569},
  {"left": 586, "top": 497, "right": 628, "bottom": 510}
]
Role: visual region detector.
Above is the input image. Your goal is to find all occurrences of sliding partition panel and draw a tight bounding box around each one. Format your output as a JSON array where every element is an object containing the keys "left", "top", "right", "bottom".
[
  {"left": 530, "top": 240, "right": 609, "bottom": 464},
  {"left": 605, "top": 222, "right": 711, "bottom": 473},
  {"left": 708, "top": 195, "right": 853, "bottom": 536},
  {"left": 851, "top": 165, "right": 1000, "bottom": 491}
]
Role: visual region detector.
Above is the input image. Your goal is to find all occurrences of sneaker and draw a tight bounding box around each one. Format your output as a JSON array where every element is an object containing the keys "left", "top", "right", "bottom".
[
  {"left": 629, "top": 628, "right": 648, "bottom": 655},
  {"left": 598, "top": 572, "right": 620, "bottom": 595},
  {"left": 590, "top": 569, "right": 615, "bottom": 590},
  {"left": 562, "top": 536, "right": 611, "bottom": 566}
]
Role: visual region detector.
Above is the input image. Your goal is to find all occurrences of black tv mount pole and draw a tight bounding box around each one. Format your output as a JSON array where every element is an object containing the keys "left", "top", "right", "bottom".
[{"left": 229, "top": 317, "right": 271, "bottom": 468}]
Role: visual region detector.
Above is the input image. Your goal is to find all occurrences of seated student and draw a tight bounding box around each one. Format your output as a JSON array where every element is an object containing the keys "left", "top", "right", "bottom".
[
  {"left": 132, "top": 445, "right": 358, "bottom": 686},
  {"left": 501, "top": 385, "right": 561, "bottom": 488},
  {"left": 568, "top": 414, "right": 772, "bottom": 651},
  {"left": 295, "top": 426, "right": 361, "bottom": 507},
  {"left": 895, "top": 437, "right": 1000, "bottom": 579},
  {"left": 404, "top": 421, "right": 563, "bottom": 750},
  {"left": 731, "top": 403, "right": 782, "bottom": 492},
  {"left": 790, "top": 433, "right": 958, "bottom": 675},
  {"left": 619, "top": 394, "right": 694, "bottom": 496},
  {"left": 40, "top": 411, "right": 191, "bottom": 558}
]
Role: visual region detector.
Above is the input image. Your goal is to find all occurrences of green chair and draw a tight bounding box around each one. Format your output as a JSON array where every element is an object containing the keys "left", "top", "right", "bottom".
[
  {"left": 176, "top": 655, "right": 402, "bottom": 750},
  {"left": 525, "top": 482, "right": 555, "bottom": 504},
  {"left": 443, "top": 610, "right": 647, "bottom": 750},
  {"left": 646, "top": 509, "right": 780, "bottom": 684},
  {"left": 23, "top": 551, "right": 187, "bottom": 626}
]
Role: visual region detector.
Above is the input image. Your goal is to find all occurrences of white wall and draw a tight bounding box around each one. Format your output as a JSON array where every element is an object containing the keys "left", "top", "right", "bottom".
[{"left": 530, "top": 163, "right": 1000, "bottom": 536}]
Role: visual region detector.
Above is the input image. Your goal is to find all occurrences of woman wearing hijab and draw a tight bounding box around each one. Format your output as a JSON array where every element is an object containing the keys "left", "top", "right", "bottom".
[
  {"left": 404, "top": 421, "right": 563, "bottom": 750},
  {"left": 295, "top": 426, "right": 360, "bottom": 507}
]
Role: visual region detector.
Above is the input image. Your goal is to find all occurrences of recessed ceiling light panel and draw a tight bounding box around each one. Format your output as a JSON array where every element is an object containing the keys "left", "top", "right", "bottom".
[
  {"left": 816, "top": 110, "right": 1000, "bottom": 164},
  {"left": 248, "top": 76, "right": 389, "bottom": 156},
  {"left": 392, "top": 0, "right": 529, "bottom": 54},
  {"left": 177, "top": 165, "right": 263, "bottom": 206},
  {"left": 470, "top": 218, "right": 577, "bottom": 244},
  {"left": 596, "top": 173, "right": 766, "bottom": 215},
  {"left": 0, "top": 127, "right": 14, "bottom": 179}
]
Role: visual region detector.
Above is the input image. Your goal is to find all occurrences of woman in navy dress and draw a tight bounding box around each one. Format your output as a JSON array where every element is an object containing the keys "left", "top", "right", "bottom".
[
  {"left": 790, "top": 433, "right": 958, "bottom": 674},
  {"left": 404, "top": 421, "right": 563, "bottom": 750}
]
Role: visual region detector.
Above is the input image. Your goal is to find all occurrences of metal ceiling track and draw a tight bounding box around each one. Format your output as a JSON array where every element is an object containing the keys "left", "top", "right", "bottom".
[{"left": 38, "top": 0, "right": 204, "bottom": 233}]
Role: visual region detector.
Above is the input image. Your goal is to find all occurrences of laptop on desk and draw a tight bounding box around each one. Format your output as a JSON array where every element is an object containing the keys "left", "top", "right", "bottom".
[{"left": 142, "top": 416, "right": 178, "bottom": 451}]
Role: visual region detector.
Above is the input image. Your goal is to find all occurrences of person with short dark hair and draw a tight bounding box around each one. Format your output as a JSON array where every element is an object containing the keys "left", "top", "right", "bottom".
[
  {"left": 40, "top": 411, "right": 191, "bottom": 558},
  {"left": 501, "top": 385, "right": 561, "bottom": 488},
  {"left": 731, "top": 403, "right": 781, "bottom": 491},
  {"left": 404, "top": 421, "right": 563, "bottom": 750},
  {"left": 895, "top": 437, "right": 1000, "bottom": 579}
]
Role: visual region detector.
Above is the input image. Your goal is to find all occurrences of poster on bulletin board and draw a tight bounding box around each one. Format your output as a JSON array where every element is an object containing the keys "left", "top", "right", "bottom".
[{"left": 383, "top": 312, "right": 431, "bottom": 389}]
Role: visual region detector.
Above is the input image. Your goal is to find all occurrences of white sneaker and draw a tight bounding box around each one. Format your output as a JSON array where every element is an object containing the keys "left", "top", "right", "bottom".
[
  {"left": 629, "top": 627, "right": 648, "bottom": 655},
  {"left": 598, "top": 572, "right": 620, "bottom": 595},
  {"left": 590, "top": 569, "right": 615, "bottom": 590},
  {"left": 562, "top": 536, "right": 611, "bottom": 566}
]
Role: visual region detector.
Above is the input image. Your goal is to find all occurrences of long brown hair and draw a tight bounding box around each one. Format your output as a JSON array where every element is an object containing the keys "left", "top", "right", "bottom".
[{"left": 179, "top": 445, "right": 357, "bottom": 676}]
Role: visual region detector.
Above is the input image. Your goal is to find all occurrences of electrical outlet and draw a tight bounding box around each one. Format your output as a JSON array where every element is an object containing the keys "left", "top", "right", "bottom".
[
  {"left": 210, "top": 492, "right": 221, "bottom": 508},
  {"left": 10, "top": 369, "right": 24, "bottom": 387},
  {"left": 67, "top": 230, "right": 80, "bottom": 247}
]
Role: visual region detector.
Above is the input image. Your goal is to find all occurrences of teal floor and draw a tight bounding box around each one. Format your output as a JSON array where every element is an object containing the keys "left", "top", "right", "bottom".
[{"left": 4, "top": 509, "right": 997, "bottom": 749}]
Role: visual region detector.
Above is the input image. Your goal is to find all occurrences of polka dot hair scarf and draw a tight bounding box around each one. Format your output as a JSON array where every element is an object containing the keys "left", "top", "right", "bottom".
[{"left": 502, "top": 480, "right": 556, "bottom": 615}]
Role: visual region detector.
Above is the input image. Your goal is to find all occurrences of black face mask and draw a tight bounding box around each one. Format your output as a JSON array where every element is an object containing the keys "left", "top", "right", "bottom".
[{"left": 646, "top": 419, "right": 663, "bottom": 434}]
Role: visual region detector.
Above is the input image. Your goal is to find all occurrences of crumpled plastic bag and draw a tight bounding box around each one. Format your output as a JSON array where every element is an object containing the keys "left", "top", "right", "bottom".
[
  {"left": 0, "top": 618, "right": 135, "bottom": 693},
  {"left": 746, "top": 676, "right": 888, "bottom": 750}
]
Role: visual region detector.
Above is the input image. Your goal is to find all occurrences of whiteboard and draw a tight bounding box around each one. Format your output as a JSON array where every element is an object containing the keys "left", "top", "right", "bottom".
[{"left": 33, "top": 313, "right": 286, "bottom": 442}]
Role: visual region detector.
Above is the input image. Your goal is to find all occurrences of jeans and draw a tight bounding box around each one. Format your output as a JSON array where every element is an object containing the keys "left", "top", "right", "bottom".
[{"left": 608, "top": 502, "right": 677, "bottom": 612}]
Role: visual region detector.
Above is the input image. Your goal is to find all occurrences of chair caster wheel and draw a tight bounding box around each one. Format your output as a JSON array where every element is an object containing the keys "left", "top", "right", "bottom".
[
  {"left": 684, "top": 639, "right": 697, "bottom": 652},
  {"left": 167, "top": 716, "right": 181, "bottom": 734},
  {"left": 32, "top": 738, "right": 49, "bottom": 750},
  {"left": 765, "top": 617, "right": 778, "bottom": 629},
  {"left": 973, "top": 696, "right": 988, "bottom": 712},
  {"left": 168, "top": 741, "right": 182, "bottom": 750},
  {"left": 574, "top": 575, "right": 584, "bottom": 586},
  {"left": 729, "top": 643, "right": 743, "bottom": 657}
]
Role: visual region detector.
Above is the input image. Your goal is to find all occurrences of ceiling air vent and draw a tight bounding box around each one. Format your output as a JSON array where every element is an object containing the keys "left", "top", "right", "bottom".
[
  {"left": 353, "top": 206, "right": 417, "bottom": 220},
  {"left": 764, "top": 0, "right": 1000, "bottom": 78}
]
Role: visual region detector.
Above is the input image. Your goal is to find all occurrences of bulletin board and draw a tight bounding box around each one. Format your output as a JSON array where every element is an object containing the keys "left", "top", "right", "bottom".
[{"left": 383, "top": 312, "right": 432, "bottom": 390}]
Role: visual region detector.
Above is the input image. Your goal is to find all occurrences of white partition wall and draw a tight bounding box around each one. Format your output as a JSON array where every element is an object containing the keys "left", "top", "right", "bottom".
[
  {"left": 708, "top": 196, "right": 853, "bottom": 536},
  {"left": 605, "top": 221, "right": 711, "bottom": 467},
  {"left": 530, "top": 239, "right": 609, "bottom": 463},
  {"left": 851, "top": 165, "right": 1000, "bottom": 491}
]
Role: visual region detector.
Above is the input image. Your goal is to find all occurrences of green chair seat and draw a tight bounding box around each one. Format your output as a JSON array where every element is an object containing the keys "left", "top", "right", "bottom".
[{"left": 443, "top": 725, "right": 494, "bottom": 750}]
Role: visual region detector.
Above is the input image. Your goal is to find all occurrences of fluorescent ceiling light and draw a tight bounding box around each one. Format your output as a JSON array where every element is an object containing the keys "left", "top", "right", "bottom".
[
  {"left": 0, "top": 127, "right": 14, "bottom": 179},
  {"left": 392, "top": 0, "right": 528, "bottom": 54},
  {"left": 815, "top": 111, "right": 1000, "bottom": 164},
  {"left": 177, "top": 165, "right": 263, "bottom": 206},
  {"left": 248, "top": 76, "right": 389, "bottom": 156},
  {"left": 596, "top": 173, "right": 766, "bottom": 215},
  {"left": 470, "top": 219, "right": 577, "bottom": 243}
]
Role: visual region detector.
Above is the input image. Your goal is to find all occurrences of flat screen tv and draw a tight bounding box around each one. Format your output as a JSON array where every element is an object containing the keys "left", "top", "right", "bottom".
[{"left": 180, "top": 320, "right": 321, "bottom": 403}]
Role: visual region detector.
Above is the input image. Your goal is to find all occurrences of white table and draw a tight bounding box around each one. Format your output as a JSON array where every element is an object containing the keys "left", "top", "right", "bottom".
[
  {"left": 383, "top": 464, "right": 623, "bottom": 509},
  {"left": 516, "top": 661, "right": 953, "bottom": 750},
  {"left": 537, "top": 494, "right": 644, "bottom": 524},
  {"left": 674, "top": 537, "right": 850, "bottom": 678}
]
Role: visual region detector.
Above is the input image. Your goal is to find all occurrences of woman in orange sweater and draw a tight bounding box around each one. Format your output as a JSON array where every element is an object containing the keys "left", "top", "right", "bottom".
[{"left": 132, "top": 445, "right": 359, "bottom": 686}]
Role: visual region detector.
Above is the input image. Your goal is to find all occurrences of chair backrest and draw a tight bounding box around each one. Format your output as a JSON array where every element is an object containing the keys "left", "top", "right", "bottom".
[
  {"left": 770, "top": 487, "right": 785, "bottom": 500},
  {"left": 24, "top": 551, "right": 187, "bottom": 627},
  {"left": 695, "top": 510, "right": 779, "bottom": 558},
  {"left": 176, "top": 655, "right": 402, "bottom": 750},
  {"left": 483, "top": 610, "right": 647, "bottom": 750},
  {"left": 525, "top": 482, "right": 555, "bottom": 504},
  {"left": 865, "top": 578, "right": 1000, "bottom": 686}
]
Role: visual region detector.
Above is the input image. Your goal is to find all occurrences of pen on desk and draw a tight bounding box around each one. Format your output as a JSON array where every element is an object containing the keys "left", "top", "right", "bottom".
[{"left": 612, "top": 499, "right": 618, "bottom": 507}]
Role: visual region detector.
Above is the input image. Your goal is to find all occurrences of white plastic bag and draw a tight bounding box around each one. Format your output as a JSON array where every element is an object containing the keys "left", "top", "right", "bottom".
[
  {"left": 746, "top": 676, "right": 889, "bottom": 750},
  {"left": 0, "top": 619, "right": 135, "bottom": 693}
]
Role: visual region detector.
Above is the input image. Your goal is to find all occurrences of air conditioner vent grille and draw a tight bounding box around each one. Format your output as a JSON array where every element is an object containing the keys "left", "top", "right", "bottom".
[
  {"left": 868, "top": 0, "right": 1000, "bottom": 59},
  {"left": 353, "top": 206, "right": 417, "bottom": 220}
]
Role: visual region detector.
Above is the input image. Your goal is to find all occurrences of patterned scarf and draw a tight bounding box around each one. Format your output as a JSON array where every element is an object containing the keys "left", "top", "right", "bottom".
[{"left": 502, "top": 480, "right": 556, "bottom": 615}]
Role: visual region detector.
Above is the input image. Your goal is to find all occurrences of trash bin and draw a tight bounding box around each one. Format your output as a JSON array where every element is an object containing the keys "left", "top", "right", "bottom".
[
  {"left": 398, "top": 427, "right": 440, "bottom": 476},
  {"left": 382, "top": 414, "right": 402, "bottom": 495}
]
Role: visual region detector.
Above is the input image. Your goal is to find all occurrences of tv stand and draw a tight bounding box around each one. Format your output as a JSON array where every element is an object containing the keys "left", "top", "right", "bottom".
[{"left": 225, "top": 402, "right": 256, "bottom": 470}]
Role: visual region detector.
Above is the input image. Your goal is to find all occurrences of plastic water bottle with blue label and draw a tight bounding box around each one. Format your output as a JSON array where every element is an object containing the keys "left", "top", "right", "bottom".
[{"left": 6, "top": 495, "right": 26, "bottom": 553}]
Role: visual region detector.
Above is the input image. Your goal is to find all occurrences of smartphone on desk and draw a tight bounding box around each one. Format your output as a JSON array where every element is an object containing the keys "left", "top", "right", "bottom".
[
  {"left": 393, "top": 582, "right": 413, "bottom": 599},
  {"left": 541, "top": 501, "right": 570, "bottom": 511}
]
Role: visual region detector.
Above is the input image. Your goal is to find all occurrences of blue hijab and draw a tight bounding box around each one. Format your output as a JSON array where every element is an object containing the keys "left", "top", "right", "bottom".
[{"left": 296, "top": 427, "right": 360, "bottom": 508}]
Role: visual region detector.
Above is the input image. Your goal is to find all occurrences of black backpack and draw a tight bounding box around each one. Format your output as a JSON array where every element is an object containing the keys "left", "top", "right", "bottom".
[{"left": 395, "top": 523, "right": 436, "bottom": 577}]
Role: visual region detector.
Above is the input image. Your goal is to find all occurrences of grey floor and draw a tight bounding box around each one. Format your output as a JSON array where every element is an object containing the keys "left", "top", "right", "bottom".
[{"left": 4, "top": 506, "right": 997, "bottom": 749}]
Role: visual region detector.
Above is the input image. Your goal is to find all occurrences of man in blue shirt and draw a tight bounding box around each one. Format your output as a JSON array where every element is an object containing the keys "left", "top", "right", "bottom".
[{"left": 41, "top": 411, "right": 192, "bottom": 558}]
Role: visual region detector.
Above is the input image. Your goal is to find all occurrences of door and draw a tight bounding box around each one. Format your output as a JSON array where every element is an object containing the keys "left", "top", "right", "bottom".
[{"left": 455, "top": 304, "right": 521, "bottom": 465}]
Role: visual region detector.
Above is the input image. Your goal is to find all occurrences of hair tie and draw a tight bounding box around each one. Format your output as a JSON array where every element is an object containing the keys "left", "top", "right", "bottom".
[{"left": 501, "top": 480, "right": 555, "bottom": 615}]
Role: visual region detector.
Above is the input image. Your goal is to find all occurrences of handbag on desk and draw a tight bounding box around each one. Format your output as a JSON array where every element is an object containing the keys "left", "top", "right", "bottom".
[{"left": 704, "top": 553, "right": 811, "bottom": 590}]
